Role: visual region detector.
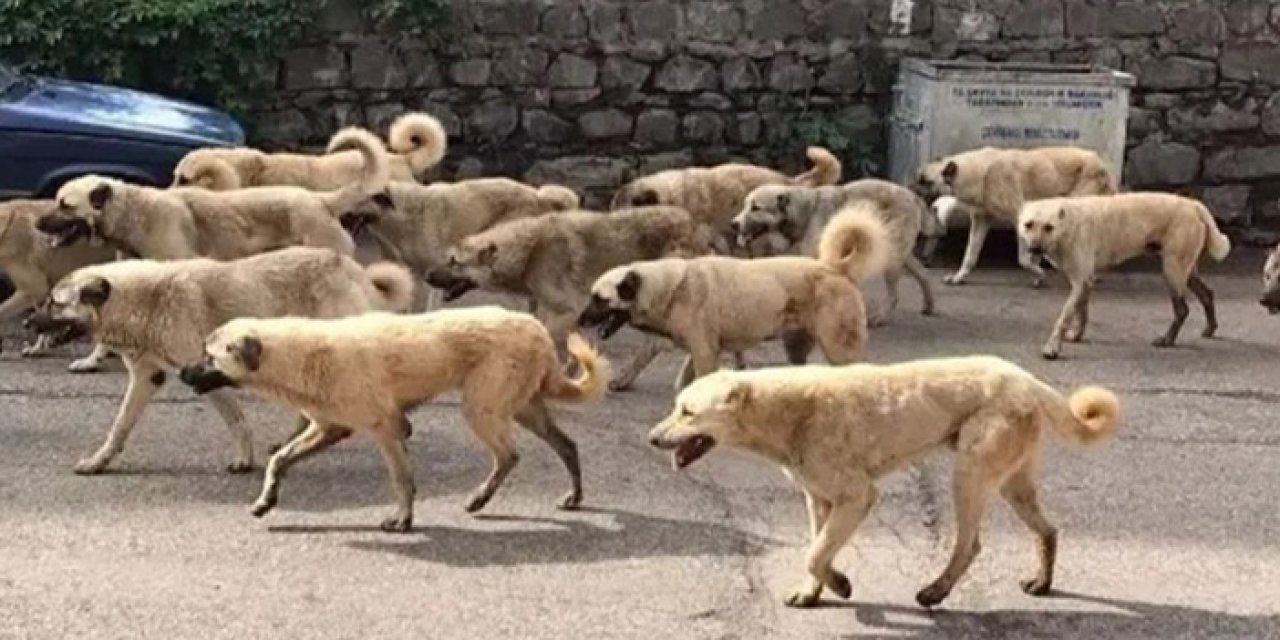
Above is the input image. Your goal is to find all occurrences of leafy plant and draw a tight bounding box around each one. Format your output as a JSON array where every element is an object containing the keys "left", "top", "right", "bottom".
[
  {"left": 768, "top": 111, "right": 883, "bottom": 179},
  {"left": 363, "top": 0, "right": 451, "bottom": 45}
]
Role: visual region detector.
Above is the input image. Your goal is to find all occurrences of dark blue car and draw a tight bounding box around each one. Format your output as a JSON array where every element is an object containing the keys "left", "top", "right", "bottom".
[
  {"left": 0, "top": 60, "right": 244, "bottom": 297},
  {"left": 0, "top": 61, "right": 245, "bottom": 197}
]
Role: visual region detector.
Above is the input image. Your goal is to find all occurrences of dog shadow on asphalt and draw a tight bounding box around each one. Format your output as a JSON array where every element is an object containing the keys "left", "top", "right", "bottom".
[
  {"left": 828, "top": 591, "right": 1278, "bottom": 639},
  {"left": 268, "top": 507, "right": 781, "bottom": 567}
]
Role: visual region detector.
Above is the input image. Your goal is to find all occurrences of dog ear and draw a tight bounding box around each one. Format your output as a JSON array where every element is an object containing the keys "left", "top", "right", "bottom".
[
  {"left": 78, "top": 277, "right": 111, "bottom": 307},
  {"left": 88, "top": 183, "right": 113, "bottom": 210},
  {"left": 372, "top": 190, "right": 394, "bottom": 210},
  {"left": 722, "top": 382, "right": 751, "bottom": 407},
  {"left": 941, "top": 161, "right": 958, "bottom": 185},
  {"left": 632, "top": 189, "right": 660, "bottom": 207},
  {"left": 617, "top": 270, "right": 641, "bottom": 301},
  {"left": 478, "top": 242, "right": 498, "bottom": 265},
  {"left": 239, "top": 336, "right": 263, "bottom": 372}
]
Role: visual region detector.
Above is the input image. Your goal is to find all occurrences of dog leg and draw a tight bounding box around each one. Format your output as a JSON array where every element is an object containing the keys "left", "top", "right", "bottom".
[
  {"left": 1187, "top": 273, "right": 1217, "bottom": 338},
  {"left": 904, "top": 254, "right": 936, "bottom": 316},
  {"left": 1016, "top": 236, "right": 1047, "bottom": 289},
  {"left": 731, "top": 351, "right": 748, "bottom": 370},
  {"left": 1000, "top": 461, "right": 1058, "bottom": 597},
  {"left": 20, "top": 333, "right": 51, "bottom": 358},
  {"left": 1154, "top": 254, "right": 1194, "bottom": 348},
  {"left": 463, "top": 409, "right": 519, "bottom": 514},
  {"left": 371, "top": 421, "right": 416, "bottom": 532},
  {"left": 782, "top": 330, "right": 815, "bottom": 365},
  {"left": 268, "top": 414, "right": 314, "bottom": 455},
  {"left": 674, "top": 355, "right": 696, "bottom": 390},
  {"left": 688, "top": 344, "right": 723, "bottom": 383},
  {"left": 204, "top": 389, "right": 254, "bottom": 473},
  {"left": 611, "top": 335, "right": 665, "bottom": 392},
  {"left": 870, "top": 268, "right": 901, "bottom": 327},
  {"left": 1063, "top": 280, "right": 1092, "bottom": 343},
  {"left": 75, "top": 358, "right": 162, "bottom": 474},
  {"left": 944, "top": 216, "right": 990, "bottom": 285},
  {"left": 785, "top": 482, "right": 876, "bottom": 608},
  {"left": 516, "top": 398, "right": 582, "bottom": 510},
  {"left": 783, "top": 489, "right": 832, "bottom": 608},
  {"left": 1041, "top": 278, "right": 1088, "bottom": 360},
  {"left": 251, "top": 421, "right": 353, "bottom": 518},
  {"left": 68, "top": 342, "right": 113, "bottom": 373}
]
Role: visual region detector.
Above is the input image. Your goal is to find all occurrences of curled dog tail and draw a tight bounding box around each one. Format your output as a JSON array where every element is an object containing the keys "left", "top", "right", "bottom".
[
  {"left": 364, "top": 261, "right": 416, "bottom": 312},
  {"left": 1195, "top": 202, "right": 1232, "bottom": 262},
  {"left": 791, "top": 147, "right": 843, "bottom": 187},
  {"left": 327, "top": 127, "right": 392, "bottom": 196},
  {"left": 178, "top": 154, "right": 242, "bottom": 190},
  {"left": 1038, "top": 383, "right": 1121, "bottom": 446},
  {"left": 541, "top": 333, "right": 612, "bottom": 404},
  {"left": 535, "top": 185, "right": 581, "bottom": 211},
  {"left": 388, "top": 112, "right": 448, "bottom": 176},
  {"left": 817, "top": 202, "right": 890, "bottom": 281}
]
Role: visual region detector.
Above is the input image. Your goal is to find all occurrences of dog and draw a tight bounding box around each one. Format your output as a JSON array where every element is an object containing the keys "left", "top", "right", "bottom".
[
  {"left": 732, "top": 178, "right": 938, "bottom": 325},
  {"left": 581, "top": 203, "right": 888, "bottom": 389},
  {"left": 25, "top": 247, "right": 414, "bottom": 475},
  {"left": 648, "top": 356, "right": 1120, "bottom": 608},
  {"left": 176, "top": 308, "right": 609, "bottom": 532},
  {"left": 35, "top": 128, "right": 395, "bottom": 262},
  {"left": 611, "top": 147, "right": 843, "bottom": 256},
  {"left": 915, "top": 146, "right": 1116, "bottom": 287},
  {"left": 425, "top": 205, "right": 713, "bottom": 390},
  {"left": 172, "top": 112, "right": 447, "bottom": 191},
  {"left": 0, "top": 198, "right": 117, "bottom": 365},
  {"left": 1259, "top": 243, "right": 1280, "bottom": 314},
  {"left": 1019, "top": 192, "right": 1231, "bottom": 360}
]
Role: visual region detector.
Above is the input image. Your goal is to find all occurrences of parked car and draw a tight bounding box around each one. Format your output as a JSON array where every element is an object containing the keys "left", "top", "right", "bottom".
[{"left": 0, "top": 60, "right": 245, "bottom": 300}]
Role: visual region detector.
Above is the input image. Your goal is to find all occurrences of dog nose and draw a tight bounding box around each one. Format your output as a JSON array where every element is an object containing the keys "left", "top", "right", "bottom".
[
  {"left": 728, "top": 219, "right": 741, "bottom": 234},
  {"left": 647, "top": 432, "right": 664, "bottom": 448}
]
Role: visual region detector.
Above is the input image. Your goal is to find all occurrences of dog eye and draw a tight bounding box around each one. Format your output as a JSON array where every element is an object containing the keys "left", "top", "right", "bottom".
[
  {"left": 680, "top": 406, "right": 693, "bottom": 417},
  {"left": 1044, "top": 224, "right": 1055, "bottom": 233},
  {"left": 1024, "top": 222, "right": 1034, "bottom": 230}
]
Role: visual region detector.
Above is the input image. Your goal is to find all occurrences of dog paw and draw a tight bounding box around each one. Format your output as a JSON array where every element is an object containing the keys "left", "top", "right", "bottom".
[
  {"left": 915, "top": 583, "right": 950, "bottom": 608},
  {"left": 1040, "top": 346, "right": 1060, "bottom": 361},
  {"left": 556, "top": 490, "right": 582, "bottom": 511},
  {"left": 250, "top": 498, "right": 276, "bottom": 518},
  {"left": 867, "top": 314, "right": 888, "bottom": 329},
  {"left": 379, "top": 515, "right": 413, "bottom": 533},
  {"left": 942, "top": 274, "right": 967, "bottom": 286},
  {"left": 607, "top": 379, "right": 634, "bottom": 393},
  {"left": 783, "top": 587, "right": 821, "bottom": 608},
  {"left": 1201, "top": 326, "right": 1217, "bottom": 339},
  {"left": 73, "top": 458, "right": 107, "bottom": 475},
  {"left": 225, "top": 460, "right": 254, "bottom": 474},
  {"left": 827, "top": 571, "right": 852, "bottom": 599},
  {"left": 67, "top": 358, "right": 102, "bottom": 373},
  {"left": 1020, "top": 577, "right": 1053, "bottom": 597},
  {"left": 1151, "top": 335, "right": 1175, "bottom": 348},
  {"left": 464, "top": 492, "right": 492, "bottom": 514},
  {"left": 20, "top": 345, "right": 48, "bottom": 359}
]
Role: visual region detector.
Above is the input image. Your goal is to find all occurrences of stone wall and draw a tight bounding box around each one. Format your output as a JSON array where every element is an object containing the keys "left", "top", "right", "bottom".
[{"left": 256, "top": 0, "right": 1280, "bottom": 236}]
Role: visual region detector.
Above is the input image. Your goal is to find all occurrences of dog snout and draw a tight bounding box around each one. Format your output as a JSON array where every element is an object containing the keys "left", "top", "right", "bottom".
[
  {"left": 23, "top": 311, "right": 52, "bottom": 332},
  {"left": 728, "top": 219, "right": 742, "bottom": 234},
  {"left": 425, "top": 268, "right": 454, "bottom": 288}
]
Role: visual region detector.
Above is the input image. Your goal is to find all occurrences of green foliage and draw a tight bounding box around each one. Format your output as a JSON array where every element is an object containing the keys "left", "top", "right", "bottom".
[
  {"left": 0, "top": 0, "right": 452, "bottom": 116},
  {"left": 769, "top": 111, "right": 882, "bottom": 180}
]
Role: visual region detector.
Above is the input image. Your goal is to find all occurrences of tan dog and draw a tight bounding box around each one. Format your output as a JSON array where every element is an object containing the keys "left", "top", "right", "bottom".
[
  {"left": 581, "top": 203, "right": 888, "bottom": 389},
  {"left": 1019, "top": 193, "right": 1231, "bottom": 359},
  {"left": 732, "top": 178, "right": 938, "bottom": 325},
  {"left": 37, "top": 128, "right": 394, "bottom": 261},
  {"left": 0, "top": 199, "right": 116, "bottom": 363},
  {"left": 611, "top": 148, "right": 842, "bottom": 255},
  {"left": 648, "top": 356, "right": 1120, "bottom": 608},
  {"left": 177, "top": 308, "right": 609, "bottom": 532},
  {"left": 915, "top": 146, "right": 1116, "bottom": 286},
  {"left": 425, "top": 205, "right": 712, "bottom": 390},
  {"left": 25, "top": 247, "right": 414, "bottom": 475},
  {"left": 1258, "top": 244, "right": 1280, "bottom": 314},
  {"left": 172, "top": 112, "right": 447, "bottom": 190}
]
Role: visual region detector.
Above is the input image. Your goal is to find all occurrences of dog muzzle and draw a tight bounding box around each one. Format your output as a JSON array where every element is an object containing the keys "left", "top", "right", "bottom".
[
  {"left": 35, "top": 212, "right": 94, "bottom": 248},
  {"left": 648, "top": 431, "right": 717, "bottom": 470},
  {"left": 178, "top": 362, "right": 238, "bottom": 394},
  {"left": 425, "top": 269, "right": 478, "bottom": 302},
  {"left": 23, "top": 312, "right": 88, "bottom": 347},
  {"left": 338, "top": 212, "right": 376, "bottom": 236},
  {"left": 578, "top": 306, "right": 630, "bottom": 340}
]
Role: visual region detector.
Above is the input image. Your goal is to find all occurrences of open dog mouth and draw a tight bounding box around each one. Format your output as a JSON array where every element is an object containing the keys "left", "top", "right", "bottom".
[
  {"left": 35, "top": 214, "right": 92, "bottom": 248},
  {"left": 338, "top": 212, "right": 374, "bottom": 236},
  {"left": 734, "top": 221, "right": 771, "bottom": 248},
  {"left": 663, "top": 435, "right": 716, "bottom": 469},
  {"left": 178, "top": 363, "right": 238, "bottom": 394},
  {"left": 23, "top": 314, "right": 87, "bottom": 347},
  {"left": 1261, "top": 298, "right": 1280, "bottom": 315},
  {"left": 425, "top": 270, "right": 478, "bottom": 302},
  {"left": 578, "top": 307, "right": 630, "bottom": 340}
]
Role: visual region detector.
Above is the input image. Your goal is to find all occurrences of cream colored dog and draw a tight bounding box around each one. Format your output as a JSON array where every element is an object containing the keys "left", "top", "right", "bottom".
[
  {"left": 915, "top": 146, "right": 1116, "bottom": 287},
  {"left": 1019, "top": 192, "right": 1231, "bottom": 360},
  {"left": 581, "top": 203, "right": 888, "bottom": 389},
  {"left": 172, "top": 112, "right": 447, "bottom": 190},
  {"left": 178, "top": 308, "right": 610, "bottom": 532},
  {"left": 38, "top": 128, "right": 394, "bottom": 260},
  {"left": 648, "top": 356, "right": 1120, "bottom": 608},
  {"left": 25, "top": 247, "right": 414, "bottom": 475},
  {"left": 732, "top": 178, "right": 937, "bottom": 325}
]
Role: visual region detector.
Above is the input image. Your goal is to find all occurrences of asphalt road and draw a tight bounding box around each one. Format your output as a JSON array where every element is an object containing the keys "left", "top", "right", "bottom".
[{"left": 2, "top": 239, "right": 1278, "bottom": 639}]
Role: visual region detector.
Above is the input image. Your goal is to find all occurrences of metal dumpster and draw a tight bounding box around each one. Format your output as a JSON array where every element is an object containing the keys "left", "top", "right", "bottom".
[{"left": 887, "top": 59, "right": 1136, "bottom": 220}]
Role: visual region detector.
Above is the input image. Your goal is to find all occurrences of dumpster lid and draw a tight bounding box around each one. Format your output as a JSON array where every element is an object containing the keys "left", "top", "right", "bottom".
[{"left": 901, "top": 58, "right": 1136, "bottom": 87}]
